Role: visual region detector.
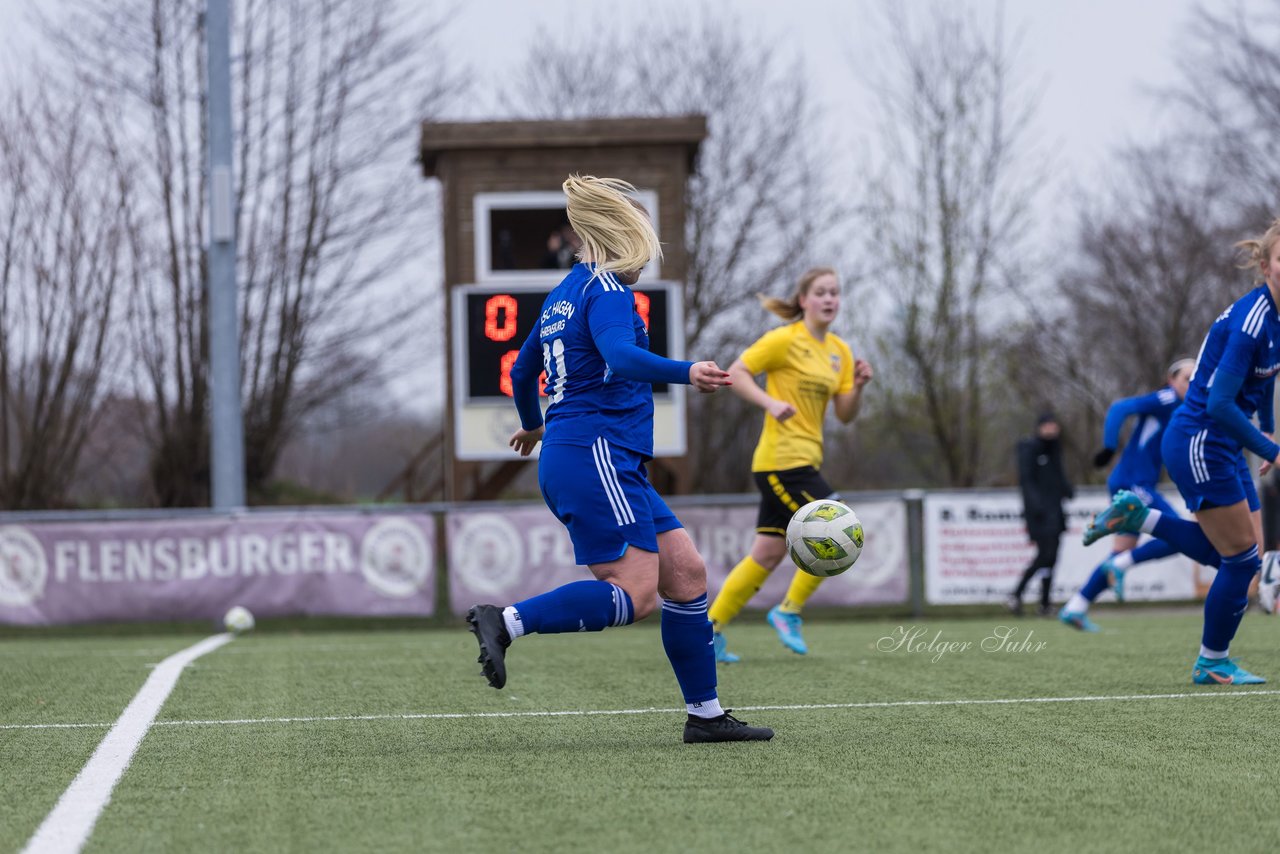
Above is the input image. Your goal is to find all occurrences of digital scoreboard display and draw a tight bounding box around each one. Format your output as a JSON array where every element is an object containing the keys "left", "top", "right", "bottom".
[
  {"left": 461, "top": 287, "right": 672, "bottom": 401},
  {"left": 450, "top": 281, "right": 686, "bottom": 460}
]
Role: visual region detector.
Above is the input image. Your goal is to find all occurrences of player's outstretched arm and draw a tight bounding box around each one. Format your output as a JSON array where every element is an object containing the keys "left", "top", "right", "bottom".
[
  {"left": 726, "top": 358, "right": 795, "bottom": 420},
  {"left": 588, "top": 290, "right": 695, "bottom": 386}
]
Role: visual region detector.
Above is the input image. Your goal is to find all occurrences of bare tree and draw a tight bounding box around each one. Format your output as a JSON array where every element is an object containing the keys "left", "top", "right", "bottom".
[
  {"left": 500, "top": 10, "right": 851, "bottom": 491},
  {"left": 1171, "top": 1, "right": 1280, "bottom": 225},
  {"left": 0, "top": 88, "right": 128, "bottom": 509},
  {"left": 45, "top": 0, "right": 462, "bottom": 505},
  {"left": 860, "top": 2, "right": 1041, "bottom": 487},
  {"left": 1002, "top": 143, "right": 1246, "bottom": 479}
]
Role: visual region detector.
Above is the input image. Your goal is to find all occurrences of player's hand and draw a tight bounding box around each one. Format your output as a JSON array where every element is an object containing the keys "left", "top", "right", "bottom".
[
  {"left": 854, "top": 358, "right": 874, "bottom": 387},
  {"left": 689, "top": 361, "right": 732, "bottom": 393},
  {"left": 1092, "top": 448, "right": 1115, "bottom": 468},
  {"left": 508, "top": 425, "right": 544, "bottom": 457},
  {"left": 766, "top": 398, "right": 797, "bottom": 421}
]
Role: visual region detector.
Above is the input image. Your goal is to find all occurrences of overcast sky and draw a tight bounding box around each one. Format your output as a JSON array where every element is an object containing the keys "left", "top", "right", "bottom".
[
  {"left": 449, "top": 0, "right": 1197, "bottom": 174},
  {"left": 1, "top": 0, "right": 1199, "bottom": 174}
]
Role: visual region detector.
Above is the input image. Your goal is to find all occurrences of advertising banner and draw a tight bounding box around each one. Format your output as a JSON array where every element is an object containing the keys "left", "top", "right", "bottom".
[
  {"left": 0, "top": 513, "right": 435, "bottom": 625},
  {"left": 923, "top": 490, "right": 1207, "bottom": 605},
  {"left": 446, "top": 498, "right": 909, "bottom": 615}
]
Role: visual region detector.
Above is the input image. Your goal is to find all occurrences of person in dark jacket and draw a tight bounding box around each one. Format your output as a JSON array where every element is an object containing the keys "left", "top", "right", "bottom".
[{"left": 1007, "top": 412, "right": 1075, "bottom": 615}]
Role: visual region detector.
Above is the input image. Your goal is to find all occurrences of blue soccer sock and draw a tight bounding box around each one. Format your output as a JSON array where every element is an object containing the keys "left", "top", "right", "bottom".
[
  {"left": 1129, "top": 539, "right": 1178, "bottom": 565},
  {"left": 1201, "top": 545, "right": 1259, "bottom": 655},
  {"left": 508, "top": 580, "right": 633, "bottom": 636},
  {"left": 1149, "top": 512, "right": 1221, "bottom": 568},
  {"left": 1079, "top": 565, "right": 1111, "bottom": 602},
  {"left": 660, "top": 594, "right": 722, "bottom": 717}
]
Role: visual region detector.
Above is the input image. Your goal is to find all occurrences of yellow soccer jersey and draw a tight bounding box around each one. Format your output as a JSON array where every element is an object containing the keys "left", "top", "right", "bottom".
[{"left": 741, "top": 321, "right": 854, "bottom": 472}]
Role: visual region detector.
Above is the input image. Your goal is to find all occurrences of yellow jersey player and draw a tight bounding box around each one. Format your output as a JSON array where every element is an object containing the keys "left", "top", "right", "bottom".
[{"left": 708, "top": 267, "right": 873, "bottom": 660}]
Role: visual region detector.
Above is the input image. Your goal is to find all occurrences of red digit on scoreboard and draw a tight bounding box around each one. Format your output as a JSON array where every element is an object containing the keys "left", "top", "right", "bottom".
[
  {"left": 498, "top": 350, "right": 548, "bottom": 397},
  {"left": 498, "top": 350, "right": 518, "bottom": 396},
  {"left": 634, "top": 291, "right": 651, "bottom": 330},
  {"left": 485, "top": 294, "right": 518, "bottom": 342}
]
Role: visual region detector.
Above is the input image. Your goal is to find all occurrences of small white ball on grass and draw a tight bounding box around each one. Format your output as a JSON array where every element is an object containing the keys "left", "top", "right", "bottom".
[{"left": 223, "top": 605, "right": 255, "bottom": 634}]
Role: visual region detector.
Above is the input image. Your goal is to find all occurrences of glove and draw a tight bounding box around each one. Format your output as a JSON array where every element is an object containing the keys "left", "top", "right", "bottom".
[{"left": 1092, "top": 448, "right": 1115, "bottom": 468}]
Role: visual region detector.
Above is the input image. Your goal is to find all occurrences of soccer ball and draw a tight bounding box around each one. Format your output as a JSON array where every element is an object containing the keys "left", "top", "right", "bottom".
[
  {"left": 1259, "top": 551, "right": 1280, "bottom": 616},
  {"left": 786, "top": 499, "right": 864, "bottom": 578},
  {"left": 223, "top": 605, "right": 255, "bottom": 634}
]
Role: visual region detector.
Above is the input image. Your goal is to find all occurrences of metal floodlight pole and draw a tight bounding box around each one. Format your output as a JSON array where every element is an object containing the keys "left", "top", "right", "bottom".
[{"left": 205, "top": 0, "right": 246, "bottom": 509}]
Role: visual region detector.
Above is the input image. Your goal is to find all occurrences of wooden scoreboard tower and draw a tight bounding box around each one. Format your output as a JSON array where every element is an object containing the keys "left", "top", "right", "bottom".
[{"left": 419, "top": 117, "right": 707, "bottom": 502}]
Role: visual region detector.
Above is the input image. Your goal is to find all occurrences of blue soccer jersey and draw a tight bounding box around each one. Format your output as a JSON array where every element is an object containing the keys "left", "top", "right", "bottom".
[
  {"left": 1175, "top": 284, "right": 1280, "bottom": 458},
  {"left": 1103, "top": 386, "right": 1180, "bottom": 492},
  {"left": 509, "top": 263, "right": 691, "bottom": 459}
]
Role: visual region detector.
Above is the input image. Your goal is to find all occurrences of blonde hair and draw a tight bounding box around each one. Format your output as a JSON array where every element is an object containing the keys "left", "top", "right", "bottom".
[
  {"left": 562, "top": 175, "right": 662, "bottom": 275},
  {"left": 758, "top": 267, "right": 838, "bottom": 321},
  {"left": 1235, "top": 218, "right": 1280, "bottom": 275}
]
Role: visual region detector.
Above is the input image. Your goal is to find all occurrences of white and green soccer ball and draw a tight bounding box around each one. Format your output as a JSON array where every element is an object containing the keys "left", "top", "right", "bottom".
[
  {"left": 223, "top": 605, "right": 255, "bottom": 634},
  {"left": 786, "top": 499, "right": 864, "bottom": 578}
]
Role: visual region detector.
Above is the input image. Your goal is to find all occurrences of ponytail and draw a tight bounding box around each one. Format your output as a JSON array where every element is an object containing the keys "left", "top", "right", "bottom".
[{"left": 1234, "top": 217, "right": 1280, "bottom": 276}]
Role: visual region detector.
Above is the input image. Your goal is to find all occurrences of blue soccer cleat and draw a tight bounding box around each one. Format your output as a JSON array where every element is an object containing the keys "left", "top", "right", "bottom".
[
  {"left": 1058, "top": 608, "right": 1101, "bottom": 633},
  {"left": 713, "top": 632, "right": 740, "bottom": 664},
  {"left": 1102, "top": 556, "right": 1127, "bottom": 603},
  {"left": 1192, "top": 656, "right": 1267, "bottom": 685},
  {"left": 767, "top": 606, "right": 808, "bottom": 655},
  {"left": 1083, "top": 490, "right": 1150, "bottom": 546}
]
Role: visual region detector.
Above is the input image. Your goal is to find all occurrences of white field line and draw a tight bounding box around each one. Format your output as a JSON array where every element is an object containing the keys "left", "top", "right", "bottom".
[
  {"left": 21, "top": 634, "right": 234, "bottom": 854},
  {"left": 5, "top": 688, "right": 1279, "bottom": 732}
]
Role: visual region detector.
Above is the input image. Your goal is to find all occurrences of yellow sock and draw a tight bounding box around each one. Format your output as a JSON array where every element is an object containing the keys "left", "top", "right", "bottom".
[
  {"left": 709, "top": 556, "right": 771, "bottom": 630},
  {"left": 779, "top": 570, "right": 823, "bottom": 614}
]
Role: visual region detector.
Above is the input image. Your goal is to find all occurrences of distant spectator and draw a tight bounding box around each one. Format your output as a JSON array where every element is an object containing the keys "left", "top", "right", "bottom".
[
  {"left": 557, "top": 224, "right": 581, "bottom": 268},
  {"left": 1008, "top": 412, "right": 1073, "bottom": 616},
  {"left": 495, "top": 228, "right": 516, "bottom": 270},
  {"left": 541, "top": 224, "right": 580, "bottom": 270},
  {"left": 541, "top": 230, "right": 565, "bottom": 269}
]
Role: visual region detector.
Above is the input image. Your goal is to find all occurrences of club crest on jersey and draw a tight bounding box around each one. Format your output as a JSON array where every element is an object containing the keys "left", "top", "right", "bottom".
[{"left": 830, "top": 354, "right": 840, "bottom": 373}]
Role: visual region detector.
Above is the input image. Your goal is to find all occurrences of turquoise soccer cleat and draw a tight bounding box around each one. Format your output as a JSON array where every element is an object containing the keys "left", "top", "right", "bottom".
[
  {"left": 713, "top": 632, "right": 740, "bottom": 664},
  {"left": 1058, "top": 609, "right": 1101, "bottom": 633},
  {"left": 1192, "top": 656, "right": 1267, "bottom": 685},
  {"left": 1083, "top": 490, "right": 1150, "bottom": 546},
  {"left": 766, "top": 606, "right": 808, "bottom": 655},
  {"left": 1102, "top": 556, "right": 1127, "bottom": 603}
]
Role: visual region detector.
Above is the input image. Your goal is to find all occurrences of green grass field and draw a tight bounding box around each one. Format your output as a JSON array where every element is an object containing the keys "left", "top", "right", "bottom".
[{"left": 4, "top": 610, "right": 1279, "bottom": 853}]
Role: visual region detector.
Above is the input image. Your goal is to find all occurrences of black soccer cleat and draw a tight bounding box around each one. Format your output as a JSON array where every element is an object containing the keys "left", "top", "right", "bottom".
[
  {"left": 466, "top": 604, "right": 511, "bottom": 689},
  {"left": 682, "top": 711, "right": 774, "bottom": 744}
]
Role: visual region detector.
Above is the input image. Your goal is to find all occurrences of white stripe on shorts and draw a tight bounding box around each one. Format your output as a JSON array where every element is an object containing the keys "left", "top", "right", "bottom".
[
  {"left": 598, "top": 438, "right": 635, "bottom": 524},
  {"left": 1191, "top": 429, "right": 1209, "bottom": 484},
  {"left": 591, "top": 438, "right": 635, "bottom": 526},
  {"left": 591, "top": 441, "right": 625, "bottom": 526}
]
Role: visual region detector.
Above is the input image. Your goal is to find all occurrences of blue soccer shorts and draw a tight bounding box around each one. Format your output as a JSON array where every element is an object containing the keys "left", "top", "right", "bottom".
[
  {"left": 538, "top": 438, "right": 683, "bottom": 566},
  {"left": 1162, "top": 423, "right": 1261, "bottom": 512}
]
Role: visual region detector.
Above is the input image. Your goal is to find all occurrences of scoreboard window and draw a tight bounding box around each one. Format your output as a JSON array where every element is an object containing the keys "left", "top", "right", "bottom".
[
  {"left": 474, "top": 190, "right": 660, "bottom": 282},
  {"left": 487, "top": 208, "right": 577, "bottom": 272},
  {"left": 462, "top": 286, "right": 672, "bottom": 401}
]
